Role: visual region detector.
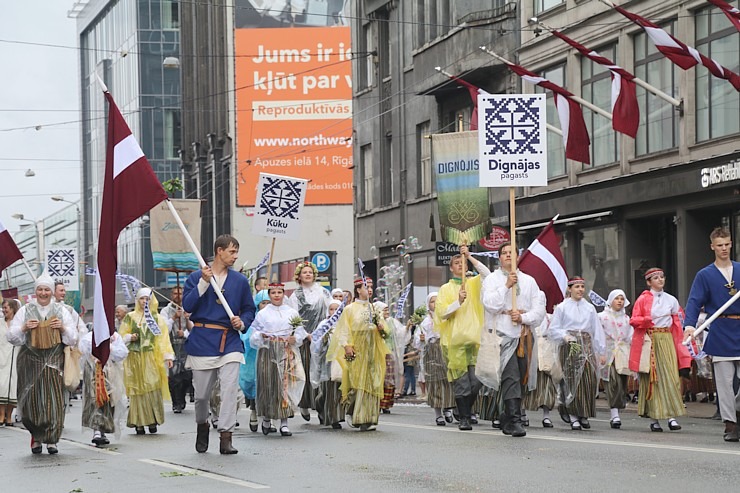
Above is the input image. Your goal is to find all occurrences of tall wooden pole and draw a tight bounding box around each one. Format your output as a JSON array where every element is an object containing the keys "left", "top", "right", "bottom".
[
  {"left": 266, "top": 237, "right": 277, "bottom": 283},
  {"left": 509, "top": 187, "right": 517, "bottom": 312}
]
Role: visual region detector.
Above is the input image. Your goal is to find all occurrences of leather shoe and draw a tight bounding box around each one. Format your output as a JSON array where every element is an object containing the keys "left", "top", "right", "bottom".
[
  {"left": 280, "top": 426, "right": 292, "bottom": 437},
  {"left": 668, "top": 419, "right": 681, "bottom": 431},
  {"left": 196, "top": 422, "right": 210, "bottom": 453},
  {"left": 723, "top": 421, "right": 739, "bottom": 442},
  {"left": 580, "top": 417, "right": 591, "bottom": 429},
  {"left": 219, "top": 431, "right": 238, "bottom": 454},
  {"left": 542, "top": 418, "right": 553, "bottom": 428}
]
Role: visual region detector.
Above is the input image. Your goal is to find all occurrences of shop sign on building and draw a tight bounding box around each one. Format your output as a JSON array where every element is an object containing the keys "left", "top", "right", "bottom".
[{"left": 701, "top": 158, "right": 740, "bottom": 188}]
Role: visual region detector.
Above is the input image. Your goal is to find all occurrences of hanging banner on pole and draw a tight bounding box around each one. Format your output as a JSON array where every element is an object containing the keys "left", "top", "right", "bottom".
[
  {"left": 150, "top": 199, "right": 202, "bottom": 272},
  {"left": 432, "top": 131, "right": 489, "bottom": 244},
  {"left": 251, "top": 172, "right": 308, "bottom": 240},
  {"left": 478, "top": 93, "right": 548, "bottom": 187},
  {"left": 46, "top": 248, "right": 79, "bottom": 291}
]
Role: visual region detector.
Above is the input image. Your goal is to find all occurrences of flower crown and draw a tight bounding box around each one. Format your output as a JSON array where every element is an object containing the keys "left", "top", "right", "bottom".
[{"left": 294, "top": 262, "right": 319, "bottom": 282}]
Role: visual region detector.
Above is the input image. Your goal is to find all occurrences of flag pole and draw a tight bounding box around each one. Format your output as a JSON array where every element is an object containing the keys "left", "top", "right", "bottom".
[
  {"left": 21, "top": 258, "right": 37, "bottom": 282},
  {"left": 509, "top": 187, "right": 518, "bottom": 313},
  {"left": 537, "top": 22, "right": 682, "bottom": 108},
  {"left": 479, "top": 47, "right": 613, "bottom": 120},
  {"left": 684, "top": 289, "right": 740, "bottom": 344},
  {"left": 164, "top": 199, "right": 235, "bottom": 318},
  {"left": 436, "top": 66, "right": 564, "bottom": 136},
  {"left": 266, "top": 237, "right": 277, "bottom": 283}
]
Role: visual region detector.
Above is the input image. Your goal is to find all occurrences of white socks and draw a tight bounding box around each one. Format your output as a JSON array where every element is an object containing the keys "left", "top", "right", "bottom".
[
  {"left": 434, "top": 407, "right": 443, "bottom": 418},
  {"left": 281, "top": 418, "right": 288, "bottom": 427},
  {"left": 610, "top": 408, "right": 620, "bottom": 420},
  {"left": 542, "top": 407, "right": 551, "bottom": 419}
]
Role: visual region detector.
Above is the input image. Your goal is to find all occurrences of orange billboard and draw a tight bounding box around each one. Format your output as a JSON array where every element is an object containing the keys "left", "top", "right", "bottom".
[{"left": 235, "top": 27, "right": 353, "bottom": 206}]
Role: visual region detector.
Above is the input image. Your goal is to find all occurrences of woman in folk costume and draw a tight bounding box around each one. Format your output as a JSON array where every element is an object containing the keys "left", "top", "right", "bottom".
[
  {"left": 548, "top": 277, "right": 606, "bottom": 431},
  {"left": 79, "top": 331, "right": 128, "bottom": 447},
  {"left": 375, "top": 301, "right": 410, "bottom": 414},
  {"left": 240, "top": 289, "right": 270, "bottom": 433},
  {"left": 415, "top": 292, "right": 456, "bottom": 425},
  {"left": 598, "top": 289, "right": 633, "bottom": 429},
  {"left": 0, "top": 299, "right": 20, "bottom": 426},
  {"left": 522, "top": 309, "right": 560, "bottom": 428},
  {"left": 629, "top": 268, "right": 691, "bottom": 432},
  {"left": 329, "top": 277, "right": 390, "bottom": 431},
  {"left": 288, "top": 261, "right": 332, "bottom": 421},
  {"left": 250, "top": 283, "right": 307, "bottom": 437},
  {"left": 311, "top": 298, "right": 345, "bottom": 429},
  {"left": 120, "top": 288, "right": 174, "bottom": 435},
  {"left": 7, "top": 273, "right": 79, "bottom": 454}
]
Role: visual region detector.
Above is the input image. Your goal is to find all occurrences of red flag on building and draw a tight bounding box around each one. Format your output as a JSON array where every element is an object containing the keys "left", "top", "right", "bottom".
[
  {"left": 504, "top": 61, "right": 591, "bottom": 164},
  {"left": 551, "top": 30, "right": 639, "bottom": 138},
  {"left": 518, "top": 220, "right": 568, "bottom": 314},
  {"left": 440, "top": 72, "right": 483, "bottom": 130},
  {"left": 614, "top": 4, "right": 740, "bottom": 91},
  {"left": 707, "top": 0, "right": 740, "bottom": 32},
  {"left": 93, "top": 91, "right": 168, "bottom": 365},
  {"left": 0, "top": 220, "right": 23, "bottom": 277}
]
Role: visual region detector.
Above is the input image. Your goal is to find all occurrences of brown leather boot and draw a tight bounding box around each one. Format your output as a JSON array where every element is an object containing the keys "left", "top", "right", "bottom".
[
  {"left": 196, "top": 422, "right": 210, "bottom": 453},
  {"left": 723, "top": 421, "right": 739, "bottom": 442},
  {"left": 219, "top": 431, "right": 238, "bottom": 454}
]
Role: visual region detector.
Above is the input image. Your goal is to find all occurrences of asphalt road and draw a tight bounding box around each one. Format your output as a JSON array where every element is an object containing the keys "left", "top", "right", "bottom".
[{"left": 0, "top": 397, "right": 738, "bottom": 493}]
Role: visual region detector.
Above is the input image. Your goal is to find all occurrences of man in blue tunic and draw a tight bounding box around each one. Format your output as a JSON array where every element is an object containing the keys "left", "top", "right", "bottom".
[
  {"left": 183, "top": 234, "right": 256, "bottom": 454},
  {"left": 684, "top": 227, "right": 740, "bottom": 442}
]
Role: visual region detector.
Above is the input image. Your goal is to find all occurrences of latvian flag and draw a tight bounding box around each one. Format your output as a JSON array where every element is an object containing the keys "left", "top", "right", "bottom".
[
  {"left": 93, "top": 91, "right": 168, "bottom": 365},
  {"left": 0, "top": 220, "right": 23, "bottom": 277},
  {"left": 551, "top": 30, "right": 639, "bottom": 138},
  {"left": 518, "top": 220, "right": 568, "bottom": 314},
  {"left": 504, "top": 61, "right": 591, "bottom": 164},
  {"left": 614, "top": 4, "right": 740, "bottom": 91},
  {"left": 440, "top": 72, "right": 484, "bottom": 130},
  {"left": 707, "top": 0, "right": 740, "bottom": 32}
]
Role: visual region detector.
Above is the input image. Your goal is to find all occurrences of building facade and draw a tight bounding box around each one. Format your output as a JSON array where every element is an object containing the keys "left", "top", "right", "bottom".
[
  {"left": 72, "top": 0, "right": 182, "bottom": 305},
  {"left": 351, "top": 0, "right": 739, "bottom": 309}
]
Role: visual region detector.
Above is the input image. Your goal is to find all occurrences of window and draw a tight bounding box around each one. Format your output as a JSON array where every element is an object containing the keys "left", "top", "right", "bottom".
[
  {"left": 164, "top": 109, "right": 181, "bottom": 160},
  {"left": 534, "top": 0, "right": 564, "bottom": 15},
  {"left": 162, "top": 0, "right": 179, "bottom": 30},
  {"left": 580, "top": 225, "right": 621, "bottom": 297},
  {"left": 581, "top": 45, "right": 619, "bottom": 166},
  {"left": 415, "top": 0, "right": 426, "bottom": 49},
  {"left": 358, "top": 22, "right": 374, "bottom": 89},
  {"left": 696, "top": 4, "right": 740, "bottom": 142},
  {"left": 361, "top": 145, "right": 374, "bottom": 211},
  {"left": 536, "top": 65, "right": 566, "bottom": 177},
  {"left": 634, "top": 22, "right": 678, "bottom": 155},
  {"left": 415, "top": 0, "right": 451, "bottom": 48},
  {"left": 377, "top": 9, "right": 390, "bottom": 79},
  {"left": 380, "top": 134, "right": 394, "bottom": 205},
  {"left": 417, "top": 121, "right": 433, "bottom": 197}
]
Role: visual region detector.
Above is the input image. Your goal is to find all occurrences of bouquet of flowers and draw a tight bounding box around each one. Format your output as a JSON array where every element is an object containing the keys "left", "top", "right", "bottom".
[
  {"left": 289, "top": 315, "right": 307, "bottom": 334},
  {"left": 409, "top": 305, "right": 428, "bottom": 326},
  {"left": 369, "top": 306, "right": 387, "bottom": 339}
]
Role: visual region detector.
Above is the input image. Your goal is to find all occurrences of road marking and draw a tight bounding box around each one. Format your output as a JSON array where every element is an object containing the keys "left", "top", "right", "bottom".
[
  {"left": 3, "top": 425, "right": 121, "bottom": 455},
  {"left": 381, "top": 421, "right": 740, "bottom": 457},
  {"left": 139, "top": 459, "right": 270, "bottom": 489}
]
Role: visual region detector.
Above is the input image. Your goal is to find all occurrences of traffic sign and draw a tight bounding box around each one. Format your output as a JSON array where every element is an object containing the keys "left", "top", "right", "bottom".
[{"left": 311, "top": 252, "right": 331, "bottom": 273}]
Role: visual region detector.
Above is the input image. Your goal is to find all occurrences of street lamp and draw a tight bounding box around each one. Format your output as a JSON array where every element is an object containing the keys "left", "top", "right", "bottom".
[{"left": 12, "top": 213, "right": 44, "bottom": 275}]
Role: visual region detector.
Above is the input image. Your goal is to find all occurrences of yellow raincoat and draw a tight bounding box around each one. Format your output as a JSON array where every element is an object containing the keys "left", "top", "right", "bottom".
[
  {"left": 328, "top": 300, "right": 390, "bottom": 427},
  {"left": 120, "top": 295, "right": 173, "bottom": 427},
  {"left": 435, "top": 276, "right": 485, "bottom": 382}
]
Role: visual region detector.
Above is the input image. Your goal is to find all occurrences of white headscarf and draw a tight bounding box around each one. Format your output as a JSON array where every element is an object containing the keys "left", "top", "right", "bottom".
[
  {"left": 331, "top": 288, "right": 344, "bottom": 298},
  {"left": 373, "top": 301, "right": 388, "bottom": 312},
  {"left": 426, "top": 292, "right": 438, "bottom": 310},
  {"left": 606, "top": 289, "right": 630, "bottom": 313},
  {"left": 136, "top": 287, "right": 153, "bottom": 299},
  {"left": 34, "top": 272, "right": 55, "bottom": 291}
]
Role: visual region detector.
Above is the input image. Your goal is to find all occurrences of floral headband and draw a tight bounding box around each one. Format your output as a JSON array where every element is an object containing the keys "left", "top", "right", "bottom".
[{"left": 294, "top": 261, "right": 319, "bottom": 282}]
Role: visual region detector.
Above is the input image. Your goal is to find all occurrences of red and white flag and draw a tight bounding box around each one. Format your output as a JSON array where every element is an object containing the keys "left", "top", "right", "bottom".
[
  {"left": 614, "top": 4, "right": 740, "bottom": 91},
  {"left": 518, "top": 220, "right": 568, "bottom": 314},
  {"left": 504, "top": 61, "right": 591, "bottom": 164},
  {"left": 93, "top": 91, "right": 168, "bottom": 365},
  {"left": 707, "top": 0, "right": 740, "bottom": 32},
  {"left": 441, "top": 72, "right": 483, "bottom": 130},
  {"left": 0, "top": 220, "right": 23, "bottom": 277},
  {"left": 551, "top": 30, "right": 639, "bottom": 138}
]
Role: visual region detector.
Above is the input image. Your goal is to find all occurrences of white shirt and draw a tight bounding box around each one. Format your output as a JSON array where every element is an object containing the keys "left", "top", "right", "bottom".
[
  {"left": 288, "top": 283, "right": 330, "bottom": 311},
  {"left": 482, "top": 269, "right": 546, "bottom": 339},
  {"left": 8, "top": 302, "right": 78, "bottom": 347},
  {"left": 547, "top": 297, "right": 606, "bottom": 354},
  {"left": 249, "top": 303, "right": 308, "bottom": 349},
  {"left": 650, "top": 289, "right": 679, "bottom": 328}
]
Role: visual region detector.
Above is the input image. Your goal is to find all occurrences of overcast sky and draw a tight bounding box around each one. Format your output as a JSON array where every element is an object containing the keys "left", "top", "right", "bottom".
[{"left": 0, "top": 1, "right": 81, "bottom": 236}]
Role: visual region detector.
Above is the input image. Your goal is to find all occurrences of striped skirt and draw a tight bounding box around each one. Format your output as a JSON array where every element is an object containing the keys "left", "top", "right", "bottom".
[
  {"left": 82, "top": 364, "right": 115, "bottom": 433},
  {"left": 523, "top": 370, "right": 557, "bottom": 411},
  {"left": 606, "top": 363, "right": 629, "bottom": 410},
  {"left": 423, "top": 341, "right": 455, "bottom": 409},
  {"left": 557, "top": 335, "right": 597, "bottom": 419},
  {"left": 316, "top": 380, "right": 344, "bottom": 425},
  {"left": 256, "top": 341, "right": 302, "bottom": 420},
  {"left": 475, "top": 385, "right": 501, "bottom": 421},
  {"left": 638, "top": 332, "right": 685, "bottom": 419},
  {"left": 298, "top": 342, "right": 316, "bottom": 410},
  {"left": 344, "top": 389, "right": 380, "bottom": 427},
  {"left": 16, "top": 344, "right": 66, "bottom": 444}
]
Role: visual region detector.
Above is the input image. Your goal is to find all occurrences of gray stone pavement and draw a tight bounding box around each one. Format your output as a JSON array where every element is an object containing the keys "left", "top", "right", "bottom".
[{"left": 0, "top": 395, "right": 738, "bottom": 493}]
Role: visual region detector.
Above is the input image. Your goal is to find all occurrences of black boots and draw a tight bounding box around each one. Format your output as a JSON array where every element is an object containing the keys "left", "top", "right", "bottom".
[
  {"left": 456, "top": 397, "right": 472, "bottom": 431},
  {"left": 219, "top": 431, "right": 238, "bottom": 454},
  {"left": 501, "top": 398, "right": 526, "bottom": 437},
  {"left": 196, "top": 422, "right": 210, "bottom": 453}
]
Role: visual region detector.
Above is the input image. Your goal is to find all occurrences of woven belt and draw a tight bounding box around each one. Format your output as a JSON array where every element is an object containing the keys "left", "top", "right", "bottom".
[
  {"left": 193, "top": 322, "right": 230, "bottom": 353},
  {"left": 647, "top": 327, "right": 671, "bottom": 335},
  {"left": 719, "top": 315, "right": 740, "bottom": 320}
]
